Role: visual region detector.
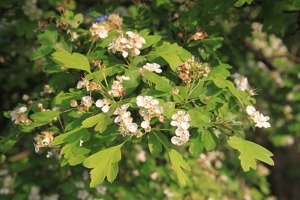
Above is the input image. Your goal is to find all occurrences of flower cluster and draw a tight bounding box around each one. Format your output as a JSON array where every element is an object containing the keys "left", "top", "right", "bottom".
[
  {"left": 89, "top": 14, "right": 123, "bottom": 40},
  {"left": 108, "top": 31, "right": 146, "bottom": 58},
  {"left": 142, "top": 63, "right": 162, "bottom": 73},
  {"left": 10, "top": 106, "right": 31, "bottom": 125},
  {"left": 113, "top": 104, "right": 139, "bottom": 137},
  {"left": 136, "top": 96, "right": 164, "bottom": 132},
  {"left": 246, "top": 106, "right": 271, "bottom": 128},
  {"left": 77, "top": 78, "right": 102, "bottom": 91},
  {"left": 89, "top": 23, "right": 109, "bottom": 39},
  {"left": 34, "top": 131, "right": 54, "bottom": 152},
  {"left": 178, "top": 56, "right": 211, "bottom": 87},
  {"left": 170, "top": 110, "right": 191, "bottom": 146},
  {"left": 108, "top": 75, "right": 130, "bottom": 97}
]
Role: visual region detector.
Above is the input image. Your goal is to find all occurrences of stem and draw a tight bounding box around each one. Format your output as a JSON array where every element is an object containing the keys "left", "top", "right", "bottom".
[{"left": 87, "top": 40, "right": 95, "bottom": 55}]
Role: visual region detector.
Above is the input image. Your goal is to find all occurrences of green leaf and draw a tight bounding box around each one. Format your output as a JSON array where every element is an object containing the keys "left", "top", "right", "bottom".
[
  {"left": 81, "top": 113, "right": 112, "bottom": 133},
  {"left": 235, "top": 0, "right": 252, "bottom": 7},
  {"left": 227, "top": 136, "right": 274, "bottom": 171},
  {"left": 53, "top": 128, "right": 90, "bottom": 166},
  {"left": 148, "top": 133, "right": 162, "bottom": 155},
  {"left": 30, "top": 111, "right": 59, "bottom": 123},
  {"left": 51, "top": 52, "right": 91, "bottom": 73},
  {"left": 188, "top": 107, "right": 211, "bottom": 128},
  {"left": 83, "top": 144, "right": 123, "bottom": 187},
  {"left": 143, "top": 71, "right": 173, "bottom": 92},
  {"left": 168, "top": 149, "right": 191, "bottom": 185},
  {"left": 0, "top": 140, "right": 17, "bottom": 152},
  {"left": 139, "top": 29, "right": 162, "bottom": 49},
  {"left": 147, "top": 42, "right": 191, "bottom": 71},
  {"left": 189, "top": 134, "right": 203, "bottom": 156},
  {"left": 201, "top": 130, "right": 216, "bottom": 151}
]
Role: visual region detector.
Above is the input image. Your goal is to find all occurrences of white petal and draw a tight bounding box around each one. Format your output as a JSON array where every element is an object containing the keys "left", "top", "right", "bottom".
[
  {"left": 95, "top": 99, "right": 104, "bottom": 108},
  {"left": 170, "top": 121, "right": 179, "bottom": 126},
  {"left": 122, "top": 75, "right": 130, "bottom": 80},
  {"left": 102, "top": 105, "right": 110, "bottom": 113},
  {"left": 122, "top": 51, "right": 128, "bottom": 58},
  {"left": 262, "top": 122, "right": 271, "bottom": 128},
  {"left": 128, "top": 123, "right": 138, "bottom": 132},
  {"left": 141, "top": 121, "right": 150, "bottom": 128},
  {"left": 180, "top": 122, "right": 190, "bottom": 129},
  {"left": 246, "top": 106, "right": 256, "bottom": 115},
  {"left": 19, "top": 107, "right": 27, "bottom": 113},
  {"left": 171, "top": 136, "right": 183, "bottom": 146}
]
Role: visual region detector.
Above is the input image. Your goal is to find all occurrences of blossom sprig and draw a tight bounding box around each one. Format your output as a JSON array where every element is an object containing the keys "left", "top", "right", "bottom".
[
  {"left": 113, "top": 103, "right": 139, "bottom": 137},
  {"left": 108, "top": 31, "right": 146, "bottom": 58},
  {"left": 10, "top": 106, "right": 31, "bottom": 125},
  {"left": 178, "top": 56, "right": 211, "bottom": 87},
  {"left": 246, "top": 106, "right": 271, "bottom": 128},
  {"left": 108, "top": 75, "right": 130, "bottom": 97},
  {"left": 34, "top": 131, "right": 55, "bottom": 152},
  {"left": 89, "top": 13, "right": 123, "bottom": 40},
  {"left": 170, "top": 110, "right": 191, "bottom": 146},
  {"left": 77, "top": 78, "right": 102, "bottom": 92},
  {"left": 136, "top": 96, "right": 164, "bottom": 132}
]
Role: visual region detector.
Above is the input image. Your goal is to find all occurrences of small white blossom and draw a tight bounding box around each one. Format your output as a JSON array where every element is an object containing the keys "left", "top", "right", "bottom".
[
  {"left": 246, "top": 106, "right": 271, "bottom": 128},
  {"left": 143, "top": 63, "right": 162, "bottom": 73}
]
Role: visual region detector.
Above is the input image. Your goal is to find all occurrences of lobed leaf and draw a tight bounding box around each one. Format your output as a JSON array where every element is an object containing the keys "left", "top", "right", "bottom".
[
  {"left": 227, "top": 136, "right": 274, "bottom": 171},
  {"left": 83, "top": 144, "right": 123, "bottom": 187},
  {"left": 168, "top": 149, "right": 191, "bottom": 185}
]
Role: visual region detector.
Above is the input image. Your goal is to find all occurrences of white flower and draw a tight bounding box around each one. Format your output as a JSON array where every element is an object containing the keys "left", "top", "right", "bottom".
[
  {"left": 171, "top": 132, "right": 190, "bottom": 146},
  {"left": 233, "top": 73, "right": 250, "bottom": 91},
  {"left": 143, "top": 63, "right": 162, "bottom": 73},
  {"left": 246, "top": 106, "right": 256, "bottom": 116},
  {"left": 253, "top": 113, "right": 271, "bottom": 128},
  {"left": 246, "top": 106, "right": 271, "bottom": 128},
  {"left": 141, "top": 120, "right": 150, "bottom": 128},
  {"left": 95, "top": 99, "right": 110, "bottom": 113},
  {"left": 170, "top": 111, "right": 191, "bottom": 129}
]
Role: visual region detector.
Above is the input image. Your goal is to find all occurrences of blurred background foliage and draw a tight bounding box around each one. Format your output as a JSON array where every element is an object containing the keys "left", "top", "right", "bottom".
[{"left": 1, "top": 0, "right": 300, "bottom": 199}]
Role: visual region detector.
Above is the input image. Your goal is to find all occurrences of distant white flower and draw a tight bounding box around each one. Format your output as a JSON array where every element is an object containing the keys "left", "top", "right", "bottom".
[
  {"left": 233, "top": 73, "right": 250, "bottom": 91},
  {"left": 143, "top": 63, "right": 162, "bottom": 73},
  {"left": 10, "top": 106, "right": 27, "bottom": 122}
]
